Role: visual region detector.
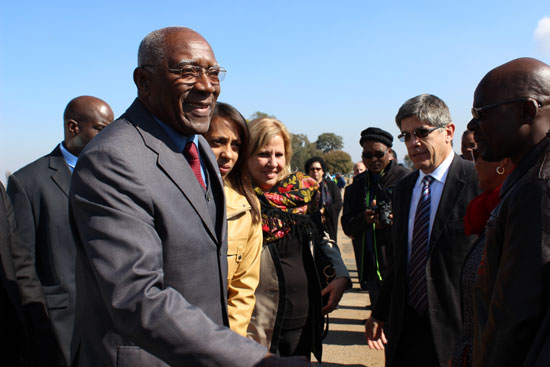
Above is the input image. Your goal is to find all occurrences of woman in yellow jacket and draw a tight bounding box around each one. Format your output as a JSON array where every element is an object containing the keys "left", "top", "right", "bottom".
[{"left": 204, "top": 102, "right": 262, "bottom": 336}]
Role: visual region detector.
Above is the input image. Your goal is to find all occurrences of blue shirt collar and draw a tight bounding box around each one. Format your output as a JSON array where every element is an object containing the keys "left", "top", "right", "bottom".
[
  {"left": 152, "top": 116, "right": 198, "bottom": 151},
  {"left": 59, "top": 142, "right": 78, "bottom": 173}
]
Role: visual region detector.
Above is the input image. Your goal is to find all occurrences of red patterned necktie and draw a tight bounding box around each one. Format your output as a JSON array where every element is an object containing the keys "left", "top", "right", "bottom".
[
  {"left": 183, "top": 141, "right": 206, "bottom": 190},
  {"left": 408, "top": 175, "right": 434, "bottom": 314}
]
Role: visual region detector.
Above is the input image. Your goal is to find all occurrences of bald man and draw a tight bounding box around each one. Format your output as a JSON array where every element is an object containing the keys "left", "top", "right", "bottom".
[
  {"left": 467, "top": 57, "right": 550, "bottom": 366},
  {"left": 7, "top": 95, "right": 114, "bottom": 366}
]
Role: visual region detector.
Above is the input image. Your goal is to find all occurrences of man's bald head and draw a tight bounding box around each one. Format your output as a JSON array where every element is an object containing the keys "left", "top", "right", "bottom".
[
  {"left": 475, "top": 57, "right": 550, "bottom": 106},
  {"left": 63, "top": 96, "right": 114, "bottom": 156},
  {"left": 468, "top": 58, "right": 550, "bottom": 163}
]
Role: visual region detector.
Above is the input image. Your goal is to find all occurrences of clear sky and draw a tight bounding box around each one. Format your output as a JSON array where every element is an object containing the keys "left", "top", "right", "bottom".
[{"left": 1, "top": 1, "right": 549, "bottom": 183}]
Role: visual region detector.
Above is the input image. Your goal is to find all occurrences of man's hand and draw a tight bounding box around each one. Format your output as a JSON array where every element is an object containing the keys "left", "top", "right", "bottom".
[
  {"left": 321, "top": 277, "right": 351, "bottom": 314},
  {"left": 255, "top": 354, "right": 310, "bottom": 366},
  {"left": 364, "top": 199, "right": 377, "bottom": 224},
  {"left": 364, "top": 316, "right": 388, "bottom": 350}
]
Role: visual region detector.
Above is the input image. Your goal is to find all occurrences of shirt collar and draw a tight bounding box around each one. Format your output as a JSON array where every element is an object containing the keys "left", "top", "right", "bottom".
[
  {"left": 152, "top": 115, "right": 197, "bottom": 151},
  {"left": 59, "top": 142, "right": 78, "bottom": 172},
  {"left": 418, "top": 150, "right": 454, "bottom": 185}
]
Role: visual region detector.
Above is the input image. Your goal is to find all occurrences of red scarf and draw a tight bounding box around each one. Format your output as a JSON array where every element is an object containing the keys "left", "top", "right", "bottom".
[{"left": 464, "top": 185, "right": 502, "bottom": 235}]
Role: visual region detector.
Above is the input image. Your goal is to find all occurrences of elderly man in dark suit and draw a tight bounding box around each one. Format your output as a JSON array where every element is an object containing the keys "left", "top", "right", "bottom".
[
  {"left": 365, "top": 94, "right": 479, "bottom": 366},
  {"left": 69, "top": 27, "right": 307, "bottom": 367},
  {"left": 7, "top": 96, "right": 113, "bottom": 366},
  {"left": 468, "top": 57, "right": 550, "bottom": 367}
]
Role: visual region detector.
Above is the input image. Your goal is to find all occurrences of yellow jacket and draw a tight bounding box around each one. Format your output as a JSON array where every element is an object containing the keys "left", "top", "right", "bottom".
[{"left": 225, "top": 184, "right": 262, "bottom": 336}]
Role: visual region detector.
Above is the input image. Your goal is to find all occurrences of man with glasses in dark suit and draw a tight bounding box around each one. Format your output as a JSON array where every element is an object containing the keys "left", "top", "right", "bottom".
[
  {"left": 341, "top": 127, "right": 409, "bottom": 300},
  {"left": 365, "top": 95, "right": 479, "bottom": 366},
  {"left": 69, "top": 27, "right": 307, "bottom": 367}
]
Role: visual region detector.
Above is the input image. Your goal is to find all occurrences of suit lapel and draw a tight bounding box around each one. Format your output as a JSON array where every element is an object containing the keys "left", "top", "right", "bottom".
[
  {"left": 125, "top": 100, "right": 218, "bottom": 243},
  {"left": 429, "top": 155, "right": 465, "bottom": 249},
  {"left": 197, "top": 135, "right": 226, "bottom": 243},
  {"left": 397, "top": 171, "right": 418, "bottom": 265},
  {"left": 49, "top": 146, "right": 71, "bottom": 198}
]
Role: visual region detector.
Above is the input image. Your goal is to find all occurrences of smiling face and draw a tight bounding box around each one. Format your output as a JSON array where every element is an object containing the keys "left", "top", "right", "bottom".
[
  {"left": 401, "top": 115, "right": 454, "bottom": 174},
  {"left": 135, "top": 29, "right": 220, "bottom": 135},
  {"left": 204, "top": 117, "right": 241, "bottom": 178},
  {"left": 361, "top": 141, "right": 391, "bottom": 174},
  {"left": 248, "top": 134, "right": 286, "bottom": 191}
]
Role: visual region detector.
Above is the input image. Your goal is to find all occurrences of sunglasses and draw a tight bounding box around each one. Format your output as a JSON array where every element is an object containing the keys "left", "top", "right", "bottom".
[
  {"left": 398, "top": 126, "right": 442, "bottom": 143},
  {"left": 309, "top": 167, "right": 323, "bottom": 171},
  {"left": 362, "top": 150, "right": 388, "bottom": 160},
  {"left": 471, "top": 97, "right": 542, "bottom": 120}
]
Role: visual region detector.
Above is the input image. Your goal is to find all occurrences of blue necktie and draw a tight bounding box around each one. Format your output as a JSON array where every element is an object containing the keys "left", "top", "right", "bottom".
[{"left": 408, "top": 175, "right": 434, "bottom": 314}]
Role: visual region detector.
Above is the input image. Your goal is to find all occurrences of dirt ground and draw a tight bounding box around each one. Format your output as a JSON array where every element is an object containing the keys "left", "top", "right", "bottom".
[{"left": 312, "top": 221, "right": 386, "bottom": 367}]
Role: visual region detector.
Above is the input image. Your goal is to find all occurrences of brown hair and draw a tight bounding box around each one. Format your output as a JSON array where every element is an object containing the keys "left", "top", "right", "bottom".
[{"left": 211, "top": 102, "right": 260, "bottom": 223}]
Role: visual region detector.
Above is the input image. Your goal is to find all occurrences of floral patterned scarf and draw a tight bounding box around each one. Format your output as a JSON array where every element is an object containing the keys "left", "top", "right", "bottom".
[{"left": 255, "top": 172, "right": 319, "bottom": 242}]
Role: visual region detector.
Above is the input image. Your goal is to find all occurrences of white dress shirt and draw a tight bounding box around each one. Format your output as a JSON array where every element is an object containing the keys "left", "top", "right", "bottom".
[{"left": 407, "top": 151, "right": 455, "bottom": 263}]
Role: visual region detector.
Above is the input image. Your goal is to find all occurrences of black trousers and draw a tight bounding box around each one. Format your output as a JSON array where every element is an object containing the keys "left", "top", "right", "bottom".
[{"left": 391, "top": 305, "right": 439, "bottom": 366}]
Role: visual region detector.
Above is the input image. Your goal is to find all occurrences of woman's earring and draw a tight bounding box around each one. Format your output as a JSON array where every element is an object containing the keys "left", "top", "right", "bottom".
[{"left": 496, "top": 166, "right": 505, "bottom": 175}]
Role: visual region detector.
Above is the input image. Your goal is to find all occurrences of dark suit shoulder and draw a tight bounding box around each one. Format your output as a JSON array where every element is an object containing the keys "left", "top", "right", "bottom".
[{"left": 12, "top": 146, "right": 61, "bottom": 179}]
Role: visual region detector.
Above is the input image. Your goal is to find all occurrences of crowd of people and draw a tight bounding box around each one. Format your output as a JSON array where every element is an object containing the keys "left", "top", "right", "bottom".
[{"left": 0, "top": 26, "right": 549, "bottom": 367}]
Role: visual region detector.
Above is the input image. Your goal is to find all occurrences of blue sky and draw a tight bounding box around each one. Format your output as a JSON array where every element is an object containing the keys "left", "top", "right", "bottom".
[{"left": 1, "top": 1, "right": 549, "bottom": 183}]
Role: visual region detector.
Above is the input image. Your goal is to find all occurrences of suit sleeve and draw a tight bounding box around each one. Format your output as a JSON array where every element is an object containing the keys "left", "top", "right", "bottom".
[
  {"left": 70, "top": 146, "right": 267, "bottom": 367},
  {"left": 6, "top": 175, "right": 45, "bottom": 306},
  {"left": 341, "top": 181, "right": 369, "bottom": 238},
  {"left": 474, "top": 182, "right": 550, "bottom": 367}
]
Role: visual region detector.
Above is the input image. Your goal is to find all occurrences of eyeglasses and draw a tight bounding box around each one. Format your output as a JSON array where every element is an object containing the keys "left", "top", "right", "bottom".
[
  {"left": 471, "top": 97, "right": 542, "bottom": 120},
  {"left": 398, "top": 126, "right": 442, "bottom": 143},
  {"left": 362, "top": 149, "right": 388, "bottom": 160},
  {"left": 309, "top": 167, "right": 323, "bottom": 171},
  {"left": 141, "top": 64, "right": 226, "bottom": 85}
]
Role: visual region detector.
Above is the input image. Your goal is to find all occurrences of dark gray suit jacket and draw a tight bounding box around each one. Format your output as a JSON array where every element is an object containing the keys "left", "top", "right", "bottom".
[
  {"left": 69, "top": 99, "right": 267, "bottom": 367},
  {"left": 372, "top": 154, "right": 479, "bottom": 367},
  {"left": 7, "top": 145, "right": 75, "bottom": 365}
]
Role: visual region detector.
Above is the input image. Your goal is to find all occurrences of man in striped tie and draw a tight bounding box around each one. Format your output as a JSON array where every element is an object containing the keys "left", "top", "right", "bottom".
[{"left": 365, "top": 94, "right": 479, "bottom": 366}]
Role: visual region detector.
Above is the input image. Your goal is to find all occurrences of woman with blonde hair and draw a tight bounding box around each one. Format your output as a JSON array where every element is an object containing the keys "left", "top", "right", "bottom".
[
  {"left": 204, "top": 102, "right": 262, "bottom": 336},
  {"left": 246, "top": 117, "right": 350, "bottom": 361}
]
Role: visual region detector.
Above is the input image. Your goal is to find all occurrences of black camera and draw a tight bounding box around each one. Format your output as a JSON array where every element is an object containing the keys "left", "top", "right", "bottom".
[{"left": 371, "top": 201, "right": 392, "bottom": 228}]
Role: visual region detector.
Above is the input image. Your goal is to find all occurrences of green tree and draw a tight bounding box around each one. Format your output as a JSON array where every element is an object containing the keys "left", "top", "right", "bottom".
[
  {"left": 291, "top": 134, "right": 322, "bottom": 172},
  {"left": 316, "top": 132, "right": 344, "bottom": 153},
  {"left": 248, "top": 111, "right": 276, "bottom": 121},
  {"left": 323, "top": 150, "right": 353, "bottom": 175}
]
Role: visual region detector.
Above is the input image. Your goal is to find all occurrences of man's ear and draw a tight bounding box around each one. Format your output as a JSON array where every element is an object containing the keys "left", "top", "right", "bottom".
[
  {"left": 445, "top": 123, "right": 456, "bottom": 143},
  {"left": 521, "top": 99, "right": 539, "bottom": 124},
  {"left": 134, "top": 67, "right": 151, "bottom": 97},
  {"left": 67, "top": 119, "right": 79, "bottom": 136}
]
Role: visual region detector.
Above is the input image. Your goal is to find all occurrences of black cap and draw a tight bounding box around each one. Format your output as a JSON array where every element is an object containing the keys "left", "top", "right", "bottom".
[{"left": 359, "top": 127, "right": 393, "bottom": 147}]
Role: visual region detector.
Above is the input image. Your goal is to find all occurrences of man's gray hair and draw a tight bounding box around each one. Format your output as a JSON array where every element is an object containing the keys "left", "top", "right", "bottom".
[
  {"left": 137, "top": 26, "right": 191, "bottom": 67},
  {"left": 395, "top": 94, "right": 452, "bottom": 129}
]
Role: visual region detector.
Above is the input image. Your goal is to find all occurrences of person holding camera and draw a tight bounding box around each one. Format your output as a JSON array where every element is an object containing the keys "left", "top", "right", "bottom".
[{"left": 341, "top": 127, "right": 409, "bottom": 302}]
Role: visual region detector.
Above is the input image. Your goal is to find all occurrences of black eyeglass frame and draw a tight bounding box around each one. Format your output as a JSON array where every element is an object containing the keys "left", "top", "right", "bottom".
[
  {"left": 397, "top": 126, "right": 443, "bottom": 143},
  {"left": 471, "top": 97, "right": 542, "bottom": 120}
]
